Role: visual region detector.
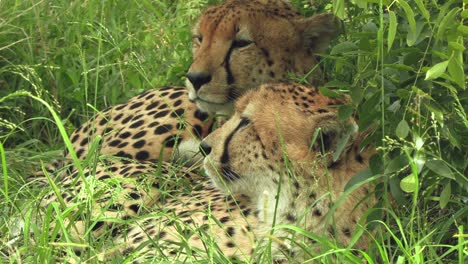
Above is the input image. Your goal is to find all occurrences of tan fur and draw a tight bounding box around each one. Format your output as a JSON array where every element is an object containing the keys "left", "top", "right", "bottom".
[
  {"left": 110, "top": 83, "right": 374, "bottom": 262},
  {"left": 186, "top": 0, "right": 340, "bottom": 115}
]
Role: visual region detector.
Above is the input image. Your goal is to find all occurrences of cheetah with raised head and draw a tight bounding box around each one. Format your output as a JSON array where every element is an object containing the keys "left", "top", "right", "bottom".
[
  {"left": 110, "top": 83, "right": 374, "bottom": 262},
  {"left": 36, "top": 0, "right": 340, "bottom": 178},
  {"left": 186, "top": 0, "right": 340, "bottom": 115}
]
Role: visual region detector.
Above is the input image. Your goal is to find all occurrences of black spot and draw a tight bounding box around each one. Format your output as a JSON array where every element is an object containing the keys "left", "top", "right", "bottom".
[
  {"left": 129, "top": 120, "right": 144, "bottom": 129},
  {"left": 163, "top": 135, "right": 179, "bottom": 148},
  {"left": 132, "top": 140, "right": 146, "bottom": 149},
  {"left": 132, "top": 131, "right": 147, "bottom": 139},
  {"left": 80, "top": 137, "right": 90, "bottom": 147},
  {"left": 148, "top": 121, "right": 159, "bottom": 128},
  {"left": 286, "top": 213, "right": 296, "bottom": 222},
  {"left": 129, "top": 192, "right": 141, "bottom": 200},
  {"left": 342, "top": 228, "right": 351, "bottom": 237},
  {"left": 309, "top": 192, "right": 316, "bottom": 200},
  {"left": 115, "top": 104, "right": 126, "bottom": 111},
  {"left": 109, "top": 139, "right": 121, "bottom": 147},
  {"left": 135, "top": 151, "right": 149, "bottom": 160},
  {"left": 116, "top": 151, "right": 132, "bottom": 159},
  {"left": 133, "top": 236, "right": 144, "bottom": 243},
  {"left": 318, "top": 108, "right": 328, "bottom": 113},
  {"left": 129, "top": 204, "right": 141, "bottom": 213},
  {"left": 242, "top": 208, "right": 251, "bottom": 217},
  {"left": 192, "top": 125, "right": 203, "bottom": 138},
  {"left": 121, "top": 115, "right": 133, "bottom": 124},
  {"left": 145, "top": 101, "right": 160, "bottom": 110},
  {"left": 328, "top": 225, "right": 336, "bottom": 236},
  {"left": 154, "top": 110, "right": 169, "bottom": 118},
  {"left": 92, "top": 221, "right": 105, "bottom": 231},
  {"left": 313, "top": 209, "right": 322, "bottom": 216},
  {"left": 98, "top": 175, "right": 111, "bottom": 180},
  {"left": 118, "top": 142, "right": 129, "bottom": 148},
  {"left": 129, "top": 102, "right": 144, "bottom": 110},
  {"left": 173, "top": 99, "right": 182, "bottom": 107},
  {"left": 171, "top": 108, "right": 185, "bottom": 118},
  {"left": 146, "top": 93, "right": 156, "bottom": 100},
  {"left": 220, "top": 216, "right": 230, "bottom": 223},
  {"left": 226, "top": 241, "right": 235, "bottom": 248},
  {"left": 119, "top": 132, "right": 132, "bottom": 139},
  {"left": 103, "top": 127, "right": 113, "bottom": 134},
  {"left": 194, "top": 109, "right": 209, "bottom": 121},
  {"left": 154, "top": 124, "right": 173, "bottom": 135},
  {"left": 71, "top": 134, "right": 79, "bottom": 143},
  {"left": 113, "top": 113, "right": 124, "bottom": 121},
  {"left": 169, "top": 91, "right": 184, "bottom": 99},
  {"left": 99, "top": 118, "right": 107, "bottom": 126},
  {"left": 226, "top": 227, "right": 235, "bottom": 237}
]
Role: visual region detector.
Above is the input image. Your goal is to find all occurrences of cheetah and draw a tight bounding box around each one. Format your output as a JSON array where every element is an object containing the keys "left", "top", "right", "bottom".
[
  {"left": 186, "top": 0, "right": 340, "bottom": 115},
  {"left": 110, "top": 83, "right": 374, "bottom": 262},
  {"left": 36, "top": 0, "right": 339, "bottom": 178}
]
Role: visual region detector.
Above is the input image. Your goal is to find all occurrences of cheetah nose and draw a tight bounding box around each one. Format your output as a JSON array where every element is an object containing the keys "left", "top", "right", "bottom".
[
  {"left": 186, "top": 72, "right": 212, "bottom": 92},
  {"left": 199, "top": 141, "right": 212, "bottom": 157}
]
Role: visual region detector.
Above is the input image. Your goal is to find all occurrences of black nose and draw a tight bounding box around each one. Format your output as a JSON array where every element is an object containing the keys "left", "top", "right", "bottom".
[
  {"left": 186, "top": 72, "right": 212, "bottom": 91},
  {"left": 199, "top": 141, "right": 212, "bottom": 157}
]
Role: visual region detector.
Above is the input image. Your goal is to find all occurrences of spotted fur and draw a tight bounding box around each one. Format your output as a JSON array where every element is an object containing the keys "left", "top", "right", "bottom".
[
  {"left": 109, "top": 83, "right": 374, "bottom": 262},
  {"left": 35, "top": 86, "right": 214, "bottom": 181}
]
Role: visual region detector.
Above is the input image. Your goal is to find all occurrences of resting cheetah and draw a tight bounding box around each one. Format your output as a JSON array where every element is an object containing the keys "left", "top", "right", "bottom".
[
  {"left": 186, "top": 0, "right": 340, "bottom": 115},
  {"left": 109, "top": 83, "right": 374, "bottom": 262},
  {"left": 36, "top": 0, "right": 339, "bottom": 178}
]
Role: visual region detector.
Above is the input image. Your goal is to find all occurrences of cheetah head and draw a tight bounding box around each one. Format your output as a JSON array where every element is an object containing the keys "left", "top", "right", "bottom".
[
  {"left": 200, "top": 83, "right": 361, "bottom": 197},
  {"left": 186, "top": 0, "right": 340, "bottom": 115}
]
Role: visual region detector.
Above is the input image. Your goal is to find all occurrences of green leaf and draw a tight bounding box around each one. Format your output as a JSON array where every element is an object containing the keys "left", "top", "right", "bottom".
[
  {"left": 397, "top": 0, "right": 416, "bottom": 46},
  {"left": 414, "top": 0, "right": 430, "bottom": 21},
  {"left": 448, "top": 41, "right": 465, "bottom": 51},
  {"left": 396, "top": 120, "right": 409, "bottom": 139},
  {"left": 354, "top": 0, "right": 367, "bottom": 9},
  {"left": 448, "top": 56, "right": 465, "bottom": 88},
  {"left": 332, "top": 0, "right": 345, "bottom": 19},
  {"left": 344, "top": 169, "right": 373, "bottom": 191},
  {"left": 436, "top": 8, "right": 459, "bottom": 42},
  {"left": 338, "top": 105, "right": 354, "bottom": 120},
  {"left": 457, "top": 25, "right": 468, "bottom": 35},
  {"left": 462, "top": 9, "right": 468, "bottom": 19},
  {"left": 319, "top": 87, "right": 339, "bottom": 98},
  {"left": 330, "top": 41, "right": 358, "bottom": 55},
  {"left": 385, "top": 155, "right": 408, "bottom": 174},
  {"left": 439, "top": 182, "right": 451, "bottom": 209},
  {"left": 425, "top": 60, "right": 449, "bottom": 80},
  {"left": 387, "top": 10, "right": 397, "bottom": 51},
  {"left": 426, "top": 159, "right": 454, "bottom": 179},
  {"left": 400, "top": 174, "right": 417, "bottom": 193}
]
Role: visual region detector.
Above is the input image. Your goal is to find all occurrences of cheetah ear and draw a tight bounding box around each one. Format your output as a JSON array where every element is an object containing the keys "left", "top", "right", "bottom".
[
  {"left": 294, "top": 13, "right": 341, "bottom": 53},
  {"left": 310, "top": 113, "right": 357, "bottom": 158}
]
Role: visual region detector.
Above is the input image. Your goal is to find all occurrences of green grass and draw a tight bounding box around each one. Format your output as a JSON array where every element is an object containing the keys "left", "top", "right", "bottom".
[{"left": 1, "top": 0, "right": 467, "bottom": 263}]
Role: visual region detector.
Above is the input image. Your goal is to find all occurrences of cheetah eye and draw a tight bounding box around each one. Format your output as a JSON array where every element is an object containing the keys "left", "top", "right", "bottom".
[
  {"left": 232, "top": 39, "right": 253, "bottom": 49},
  {"left": 194, "top": 35, "right": 203, "bottom": 44},
  {"left": 238, "top": 117, "right": 251, "bottom": 128}
]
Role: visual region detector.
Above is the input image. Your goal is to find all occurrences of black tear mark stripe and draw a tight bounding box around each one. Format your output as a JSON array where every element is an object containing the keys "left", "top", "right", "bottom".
[
  {"left": 220, "top": 120, "right": 246, "bottom": 164},
  {"left": 224, "top": 45, "right": 236, "bottom": 87}
]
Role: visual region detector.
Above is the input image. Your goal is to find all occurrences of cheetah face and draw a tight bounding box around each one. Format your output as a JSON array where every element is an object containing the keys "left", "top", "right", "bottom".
[
  {"left": 186, "top": 0, "right": 340, "bottom": 115},
  {"left": 201, "top": 83, "right": 352, "bottom": 195}
]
